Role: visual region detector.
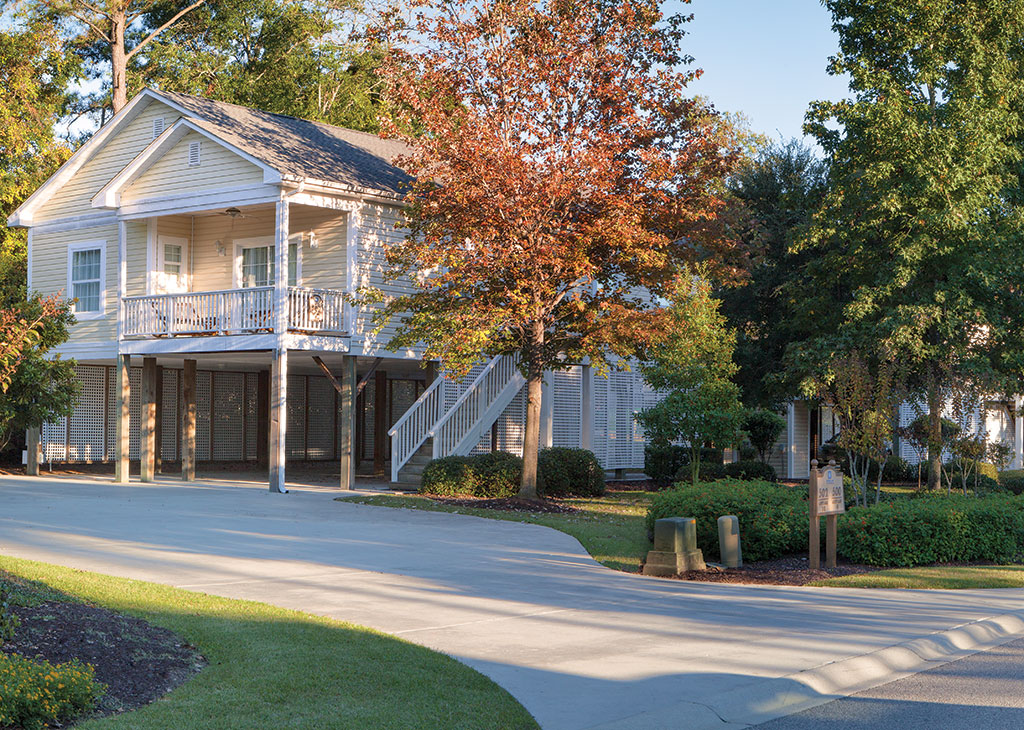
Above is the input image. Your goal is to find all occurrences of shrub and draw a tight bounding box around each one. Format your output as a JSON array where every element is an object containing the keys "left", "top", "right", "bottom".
[
  {"left": 738, "top": 442, "right": 758, "bottom": 461},
  {"left": 838, "top": 495, "right": 1024, "bottom": 566},
  {"left": 0, "top": 653, "right": 104, "bottom": 730},
  {"left": 420, "top": 452, "right": 521, "bottom": 498},
  {"left": 537, "top": 447, "right": 605, "bottom": 497},
  {"left": 644, "top": 445, "right": 689, "bottom": 489},
  {"left": 866, "top": 455, "right": 914, "bottom": 483},
  {"left": 675, "top": 461, "right": 727, "bottom": 483},
  {"left": 1001, "top": 476, "right": 1024, "bottom": 496},
  {"left": 724, "top": 459, "right": 777, "bottom": 482},
  {"left": 0, "top": 583, "right": 18, "bottom": 642},
  {"left": 742, "top": 409, "right": 786, "bottom": 463},
  {"left": 646, "top": 480, "right": 807, "bottom": 562},
  {"left": 700, "top": 447, "right": 725, "bottom": 466}
]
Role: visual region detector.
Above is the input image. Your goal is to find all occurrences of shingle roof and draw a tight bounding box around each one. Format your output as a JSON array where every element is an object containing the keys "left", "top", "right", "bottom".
[{"left": 153, "top": 89, "right": 413, "bottom": 198}]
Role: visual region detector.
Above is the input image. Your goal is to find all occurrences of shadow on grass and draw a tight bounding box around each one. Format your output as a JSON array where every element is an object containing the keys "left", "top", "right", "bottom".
[{"left": 0, "top": 556, "right": 539, "bottom": 730}]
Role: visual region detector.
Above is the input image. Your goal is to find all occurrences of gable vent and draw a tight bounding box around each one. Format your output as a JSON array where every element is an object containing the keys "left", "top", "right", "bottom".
[
  {"left": 152, "top": 117, "right": 164, "bottom": 138},
  {"left": 188, "top": 140, "right": 201, "bottom": 167}
]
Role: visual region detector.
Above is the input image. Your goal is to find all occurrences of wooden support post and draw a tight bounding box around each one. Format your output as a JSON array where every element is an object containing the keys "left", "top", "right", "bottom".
[
  {"left": 339, "top": 355, "right": 356, "bottom": 490},
  {"left": 154, "top": 366, "right": 163, "bottom": 474},
  {"left": 140, "top": 357, "right": 157, "bottom": 482},
  {"left": 269, "top": 349, "right": 288, "bottom": 493},
  {"left": 257, "top": 370, "right": 270, "bottom": 466},
  {"left": 26, "top": 426, "right": 40, "bottom": 476},
  {"left": 825, "top": 514, "right": 838, "bottom": 569},
  {"left": 373, "top": 370, "right": 387, "bottom": 474},
  {"left": 181, "top": 359, "right": 196, "bottom": 481},
  {"left": 114, "top": 353, "right": 131, "bottom": 483},
  {"left": 808, "top": 462, "right": 820, "bottom": 570}
]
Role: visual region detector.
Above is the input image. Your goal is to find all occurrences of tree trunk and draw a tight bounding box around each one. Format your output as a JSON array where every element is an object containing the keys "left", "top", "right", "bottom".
[
  {"left": 111, "top": 10, "right": 128, "bottom": 114},
  {"left": 518, "top": 323, "right": 545, "bottom": 500},
  {"left": 926, "top": 383, "right": 943, "bottom": 491}
]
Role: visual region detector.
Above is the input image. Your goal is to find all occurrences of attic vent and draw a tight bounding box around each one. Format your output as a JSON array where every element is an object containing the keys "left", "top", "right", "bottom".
[
  {"left": 152, "top": 117, "right": 164, "bottom": 138},
  {"left": 187, "top": 140, "right": 201, "bottom": 167}
]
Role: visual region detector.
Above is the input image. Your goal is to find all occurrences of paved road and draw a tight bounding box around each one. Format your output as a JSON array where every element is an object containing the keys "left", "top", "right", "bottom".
[
  {"left": 755, "top": 636, "right": 1024, "bottom": 729},
  {"left": 1, "top": 475, "right": 1023, "bottom": 730}
]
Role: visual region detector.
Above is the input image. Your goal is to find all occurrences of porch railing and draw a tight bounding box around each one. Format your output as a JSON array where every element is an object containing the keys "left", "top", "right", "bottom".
[{"left": 122, "top": 286, "right": 347, "bottom": 337}]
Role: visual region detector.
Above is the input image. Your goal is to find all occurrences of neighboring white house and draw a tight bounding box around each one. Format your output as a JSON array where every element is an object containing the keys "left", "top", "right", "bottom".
[{"left": 9, "top": 88, "right": 685, "bottom": 490}]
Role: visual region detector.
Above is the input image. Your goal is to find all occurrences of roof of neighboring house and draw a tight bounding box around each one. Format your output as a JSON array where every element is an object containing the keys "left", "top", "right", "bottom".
[{"left": 153, "top": 89, "right": 413, "bottom": 197}]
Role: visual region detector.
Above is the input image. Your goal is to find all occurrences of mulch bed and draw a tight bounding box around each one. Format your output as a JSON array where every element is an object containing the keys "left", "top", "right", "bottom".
[
  {"left": 429, "top": 496, "right": 581, "bottom": 514},
  {"left": 671, "top": 555, "right": 881, "bottom": 586},
  {"left": 2, "top": 599, "right": 205, "bottom": 722}
]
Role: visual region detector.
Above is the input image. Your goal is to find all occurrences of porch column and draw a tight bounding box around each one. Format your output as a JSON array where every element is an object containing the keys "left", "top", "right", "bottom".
[
  {"left": 373, "top": 369, "right": 387, "bottom": 475},
  {"left": 114, "top": 353, "right": 131, "bottom": 483},
  {"left": 786, "top": 401, "right": 796, "bottom": 480},
  {"left": 339, "top": 355, "right": 357, "bottom": 490},
  {"left": 580, "top": 364, "right": 593, "bottom": 452},
  {"left": 26, "top": 426, "right": 40, "bottom": 476},
  {"left": 181, "top": 359, "right": 197, "bottom": 481},
  {"left": 257, "top": 370, "right": 270, "bottom": 467},
  {"left": 540, "top": 371, "right": 554, "bottom": 449},
  {"left": 140, "top": 356, "right": 157, "bottom": 482},
  {"left": 274, "top": 199, "right": 290, "bottom": 335},
  {"left": 269, "top": 348, "right": 288, "bottom": 493},
  {"left": 1015, "top": 409, "right": 1023, "bottom": 470}
]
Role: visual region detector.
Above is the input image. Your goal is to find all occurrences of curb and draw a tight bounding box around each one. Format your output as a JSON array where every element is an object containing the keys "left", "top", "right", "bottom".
[{"left": 589, "top": 609, "right": 1024, "bottom": 729}]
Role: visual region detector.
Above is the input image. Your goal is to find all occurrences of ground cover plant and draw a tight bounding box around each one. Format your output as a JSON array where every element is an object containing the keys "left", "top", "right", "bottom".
[
  {"left": 0, "top": 556, "right": 539, "bottom": 729},
  {"left": 339, "top": 490, "right": 653, "bottom": 573}
]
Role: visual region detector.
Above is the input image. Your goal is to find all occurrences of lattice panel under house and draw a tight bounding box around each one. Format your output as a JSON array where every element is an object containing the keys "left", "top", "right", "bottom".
[
  {"left": 41, "top": 417, "right": 66, "bottom": 462},
  {"left": 590, "top": 371, "right": 608, "bottom": 468},
  {"left": 129, "top": 367, "right": 142, "bottom": 460},
  {"left": 360, "top": 382, "right": 375, "bottom": 461},
  {"left": 68, "top": 365, "right": 105, "bottom": 462},
  {"left": 306, "top": 375, "right": 336, "bottom": 460},
  {"left": 552, "top": 368, "right": 582, "bottom": 449},
  {"left": 195, "top": 370, "right": 212, "bottom": 461},
  {"left": 245, "top": 373, "right": 258, "bottom": 461},
  {"left": 286, "top": 374, "right": 306, "bottom": 459},
  {"left": 161, "top": 369, "right": 179, "bottom": 462},
  {"left": 212, "top": 372, "right": 245, "bottom": 460},
  {"left": 493, "top": 385, "right": 526, "bottom": 456}
]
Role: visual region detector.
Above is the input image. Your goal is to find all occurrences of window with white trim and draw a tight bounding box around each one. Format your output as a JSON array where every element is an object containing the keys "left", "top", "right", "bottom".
[
  {"left": 237, "top": 239, "right": 299, "bottom": 287},
  {"left": 67, "top": 241, "right": 105, "bottom": 318}
]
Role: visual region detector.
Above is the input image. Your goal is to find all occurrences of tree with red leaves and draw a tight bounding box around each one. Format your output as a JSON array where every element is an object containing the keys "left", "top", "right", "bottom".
[{"left": 376, "top": 0, "right": 746, "bottom": 498}]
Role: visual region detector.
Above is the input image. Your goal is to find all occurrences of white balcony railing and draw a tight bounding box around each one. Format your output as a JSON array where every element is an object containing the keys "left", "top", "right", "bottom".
[{"left": 122, "top": 286, "right": 347, "bottom": 337}]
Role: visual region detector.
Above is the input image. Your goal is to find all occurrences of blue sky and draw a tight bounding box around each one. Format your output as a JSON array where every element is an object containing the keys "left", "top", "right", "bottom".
[{"left": 676, "top": 0, "right": 850, "bottom": 144}]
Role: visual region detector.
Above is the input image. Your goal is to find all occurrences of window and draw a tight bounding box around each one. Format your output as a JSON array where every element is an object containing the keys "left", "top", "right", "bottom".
[
  {"left": 164, "top": 243, "right": 182, "bottom": 277},
  {"left": 67, "top": 241, "right": 105, "bottom": 318},
  {"left": 188, "top": 140, "right": 201, "bottom": 167},
  {"left": 237, "top": 241, "right": 298, "bottom": 287}
]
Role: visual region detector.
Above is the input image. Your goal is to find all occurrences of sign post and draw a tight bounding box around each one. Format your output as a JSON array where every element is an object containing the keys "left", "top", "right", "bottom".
[{"left": 809, "top": 459, "right": 845, "bottom": 569}]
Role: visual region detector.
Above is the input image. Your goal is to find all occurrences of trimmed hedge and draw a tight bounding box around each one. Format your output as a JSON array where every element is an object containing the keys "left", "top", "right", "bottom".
[
  {"left": 838, "top": 495, "right": 1024, "bottom": 566},
  {"left": 421, "top": 448, "right": 605, "bottom": 498},
  {"left": 646, "top": 480, "right": 807, "bottom": 562},
  {"left": 724, "top": 459, "right": 777, "bottom": 482},
  {"left": 537, "top": 447, "right": 605, "bottom": 497}
]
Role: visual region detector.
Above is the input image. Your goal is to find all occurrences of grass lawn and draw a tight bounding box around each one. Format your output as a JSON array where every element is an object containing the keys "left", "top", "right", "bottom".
[
  {"left": 811, "top": 565, "right": 1024, "bottom": 589},
  {"left": 0, "top": 555, "right": 538, "bottom": 730},
  {"left": 338, "top": 491, "right": 654, "bottom": 573}
]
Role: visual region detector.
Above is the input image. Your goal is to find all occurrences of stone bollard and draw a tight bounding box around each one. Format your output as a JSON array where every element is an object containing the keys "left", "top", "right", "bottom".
[
  {"left": 642, "top": 517, "right": 706, "bottom": 576},
  {"left": 718, "top": 515, "right": 742, "bottom": 568}
]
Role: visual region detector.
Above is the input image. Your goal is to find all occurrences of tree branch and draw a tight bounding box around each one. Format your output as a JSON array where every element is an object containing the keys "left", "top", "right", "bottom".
[{"left": 125, "top": 0, "right": 208, "bottom": 60}]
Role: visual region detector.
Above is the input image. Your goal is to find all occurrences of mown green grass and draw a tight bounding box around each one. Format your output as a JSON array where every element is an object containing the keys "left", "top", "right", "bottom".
[
  {"left": 338, "top": 490, "right": 654, "bottom": 572},
  {"left": 0, "top": 556, "right": 538, "bottom": 730},
  {"left": 811, "top": 565, "right": 1024, "bottom": 589}
]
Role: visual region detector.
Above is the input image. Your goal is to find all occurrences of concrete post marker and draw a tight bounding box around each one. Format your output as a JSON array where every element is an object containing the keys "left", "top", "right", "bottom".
[
  {"left": 718, "top": 515, "right": 742, "bottom": 568},
  {"left": 642, "top": 517, "right": 706, "bottom": 576}
]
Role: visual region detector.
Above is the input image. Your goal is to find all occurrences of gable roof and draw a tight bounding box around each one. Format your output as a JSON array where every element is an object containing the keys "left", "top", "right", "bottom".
[
  {"left": 153, "top": 90, "right": 412, "bottom": 197},
  {"left": 9, "top": 88, "right": 413, "bottom": 227}
]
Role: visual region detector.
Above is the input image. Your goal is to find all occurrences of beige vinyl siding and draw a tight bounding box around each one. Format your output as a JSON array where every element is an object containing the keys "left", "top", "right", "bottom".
[
  {"left": 32, "top": 223, "right": 119, "bottom": 344},
  {"left": 122, "top": 131, "right": 265, "bottom": 203},
  {"left": 793, "top": 401, "right": 811, "bottom": 479},
  {"left": 291, "top": 206, "right": 346, "bottom": 290},
  {"left": 34, "top": 100, "right": 177, "bottom": 222},
  {"left": 190, "top": 212, "right": 271, "bottom": 292},
  {"left": 124, "top": 220, "right": 148, "bottom": 297},
  {"left": 354, "top": 202, "right": 416, "bottom": 354}
]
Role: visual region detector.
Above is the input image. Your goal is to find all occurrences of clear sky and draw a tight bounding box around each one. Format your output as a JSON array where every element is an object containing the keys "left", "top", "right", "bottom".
[{"left": 674, "top": 0, "right": 850, "bottom": 145}]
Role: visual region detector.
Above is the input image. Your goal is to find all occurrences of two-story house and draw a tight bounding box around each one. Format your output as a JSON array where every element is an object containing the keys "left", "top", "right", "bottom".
[{"left": 14, "top": 88, "right": 721, "bottom": 491}]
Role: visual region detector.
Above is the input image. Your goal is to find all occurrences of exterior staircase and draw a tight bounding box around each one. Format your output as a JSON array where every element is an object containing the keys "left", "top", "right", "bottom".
[{"left": 389, "top": 355, "right": 525, "bottom": 486}]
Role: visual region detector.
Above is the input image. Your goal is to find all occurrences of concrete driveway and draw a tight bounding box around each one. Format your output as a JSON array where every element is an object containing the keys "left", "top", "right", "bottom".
[{"left": 1, "top": 474, "right": 1023, "bottom": 730}]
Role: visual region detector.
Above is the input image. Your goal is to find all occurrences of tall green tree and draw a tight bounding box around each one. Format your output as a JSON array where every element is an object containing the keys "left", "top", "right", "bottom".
[
  {"left": 135, "top": 0, "right": 382, "bottom": 130},
  {"left": 718, "top": 139, "right": 827, "bottom": 408},
  {"left": 794, "top": 0, "right": 1024, "bottom": 490},
  {"left": 637, "top": 273, "right": 744, "bottom": 484}
]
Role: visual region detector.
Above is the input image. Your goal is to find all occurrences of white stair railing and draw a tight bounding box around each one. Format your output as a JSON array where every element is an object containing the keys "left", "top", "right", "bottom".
[
  {"left": 430, "top": 355, "right": 524, "bottom": 459},
  {"left": 387, "top": 376, "right": 446, "bottom": 483}
]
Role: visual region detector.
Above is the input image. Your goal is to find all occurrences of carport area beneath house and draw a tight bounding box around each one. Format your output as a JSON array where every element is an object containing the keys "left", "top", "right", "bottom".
[{"left": 31, "top": 351, "right": 435, "bottom": 491}]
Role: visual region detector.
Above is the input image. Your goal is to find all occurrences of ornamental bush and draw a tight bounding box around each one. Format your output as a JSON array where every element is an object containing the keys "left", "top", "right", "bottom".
[
  {"left": 420, "top": 452, "right": 522, "bottom": 498},
  {"left": 0, "top": 653, "right": 104, "bottom": 730},
  {"left": 838, "top": 495, "right": 1024, "bottom": 566},
  {"left": 1001, "top": 475, "right": 1024, "bottom": 495},
  {"left": 537, "top": 447, "right": 605, "bottom": 497},
  {"left": 724, "top": 459, "right": 777, "bottom": 482},
  {"left": 644, "top": 445, "right": 689, "bottom": 489},
  {"left": 646, "top": 480, "right": 807, "bottom": 562},
  {"left": 420, "top": 456, "right": 481, "bottom": 496}
]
